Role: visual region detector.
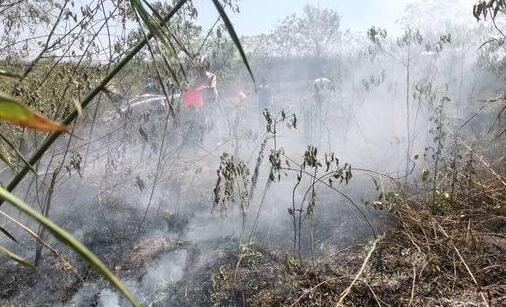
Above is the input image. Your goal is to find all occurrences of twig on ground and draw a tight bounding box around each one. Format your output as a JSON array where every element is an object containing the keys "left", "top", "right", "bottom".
[
  {"left": 408, "top": 263, "right": 416, "bottom": 307},
  {"left": 335, "top": 235, "right": 383, "bottom": 307}
]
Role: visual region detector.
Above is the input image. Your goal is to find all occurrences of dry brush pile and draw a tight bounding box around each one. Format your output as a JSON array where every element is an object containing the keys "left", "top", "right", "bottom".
[{"left": 208, "top": 141, "right": 505, "bottom": 306}]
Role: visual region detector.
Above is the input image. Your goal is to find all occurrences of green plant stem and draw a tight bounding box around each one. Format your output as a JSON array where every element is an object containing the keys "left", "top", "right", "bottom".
[{"left": 0, "top": 244, "right": 34, "bottom": 267}]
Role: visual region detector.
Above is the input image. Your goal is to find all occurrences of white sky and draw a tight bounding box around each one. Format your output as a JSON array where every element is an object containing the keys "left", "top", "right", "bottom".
[
  {"left": 70, "top": 0, "right": 478, "bottom": 37},
  {"left": 195, "top": 0, "right": 420, "bottom": 35},
  {"left": 194, "top": 0, "right": 478, "bottom": 36}
]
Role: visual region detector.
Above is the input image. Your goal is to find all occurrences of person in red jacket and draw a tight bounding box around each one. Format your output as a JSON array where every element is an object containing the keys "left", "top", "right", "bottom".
[
  {"left": 183, "top": 69, "right": 218, "bottom": 109},
  {"left": 181, "top": 67, "right": 219, "bottom": 147}
]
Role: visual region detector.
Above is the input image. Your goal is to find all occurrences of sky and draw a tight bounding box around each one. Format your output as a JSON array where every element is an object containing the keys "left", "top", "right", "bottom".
[
  {"left": 194, "top": 0, "right": 417, "bottom": 36},
  {"left": 79, "top": 0, "right": 477, "bottom": 38}
]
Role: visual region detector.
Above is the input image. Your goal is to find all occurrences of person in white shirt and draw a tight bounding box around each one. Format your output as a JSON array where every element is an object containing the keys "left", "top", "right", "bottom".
[{"left": 304, "top": 76, "right": 336, "bottom": 147}]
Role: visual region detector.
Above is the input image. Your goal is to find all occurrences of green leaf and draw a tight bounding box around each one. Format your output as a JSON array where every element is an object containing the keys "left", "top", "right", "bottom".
[
  {"left": 0, "top": 244, "right": 33, "bottom": 267},
  {"left": 211, "top": 0, "right": 256, "bottom": 86},
  {"left": 0, "top": 226, "right": 19, "bottom": 243},
  {"left": 130, "top": 0, "right": 182, "bottom": 88},
  {"left": 0, "top": 92, "right": 68, "bottom": 132},
  {"left": 0, "top": 186, "right": 141, "bottom": 307}
]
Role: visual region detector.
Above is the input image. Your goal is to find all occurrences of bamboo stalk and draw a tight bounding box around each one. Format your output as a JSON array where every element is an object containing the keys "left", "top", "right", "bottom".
[{"left": 0, "top": 0, "right": 188, "bottom": 207}]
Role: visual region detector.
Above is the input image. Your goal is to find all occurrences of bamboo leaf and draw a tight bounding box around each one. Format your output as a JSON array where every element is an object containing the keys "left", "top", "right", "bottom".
[
  {"left": 142, "top": 1, "right": 191, "bottom": 59},
  {"left": 0, "top": 92, "right": 68, "bottom": 132},
  {"left": 0, "top": 226, "right": 19, "bottom": 243},
  {"left": 211, "top": 0, "right": 256, "bottom": 86},
  {"left": 131, "top": 0, "right": 170, "bottom": 44},
  {"left": 0, "top": 186, "right": 141, "bottom": 307},
  {"left": 131, "top": 0, "right": 182, "bottom": 88},
  {"left": 0, "top": 244, "right": 33, "bottom": 267}
]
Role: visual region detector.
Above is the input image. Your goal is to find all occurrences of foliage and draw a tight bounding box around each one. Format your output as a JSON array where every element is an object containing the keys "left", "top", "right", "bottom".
[
  {"left": 213, "top": 152, "right": 250, "bottom": 220},
  {"left": 245, "top": 5, "right": 341, "bottom": 58},
  {"left": 473, "top": 0, "right": 506, "bottom": 21}
]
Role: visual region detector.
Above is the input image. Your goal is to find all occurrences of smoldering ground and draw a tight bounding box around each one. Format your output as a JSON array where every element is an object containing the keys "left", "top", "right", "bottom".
[{"left": 0, "top": 73, "right": 396, "bottom": 306}]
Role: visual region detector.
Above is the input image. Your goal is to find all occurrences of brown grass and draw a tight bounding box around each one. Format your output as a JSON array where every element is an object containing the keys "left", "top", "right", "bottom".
[{"left": 210, "top": 157, "right": 506, "bottom": 306}]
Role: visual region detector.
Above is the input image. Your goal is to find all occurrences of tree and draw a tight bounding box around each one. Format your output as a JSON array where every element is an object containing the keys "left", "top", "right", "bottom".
[
  {"left": 473, "top": 0, "right": 506, "bottom": 138},
  {"left": 368, "top": 27, "right": 450, "bottom": 179},
  {"left": 297, "top": 5, "right": 341, "bottom": 57},
  {"left": 272, "top": 5, "right": 341, "bottom": 58}
]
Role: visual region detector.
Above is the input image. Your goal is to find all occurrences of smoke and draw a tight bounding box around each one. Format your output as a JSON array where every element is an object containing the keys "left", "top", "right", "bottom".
[
  {"left": 66, "top": 250, "right": 187, "bottom": 307},
  {"left": 1, "top": 1, "right": 504, "bottom": 306},
  {"left": 97, "top": 289, "right": 121, "bottom": 307}
]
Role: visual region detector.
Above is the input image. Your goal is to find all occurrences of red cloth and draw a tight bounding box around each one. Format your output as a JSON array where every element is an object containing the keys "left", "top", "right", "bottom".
[{"left": 183, "top": 89, "right": 204, "bottom": 109}]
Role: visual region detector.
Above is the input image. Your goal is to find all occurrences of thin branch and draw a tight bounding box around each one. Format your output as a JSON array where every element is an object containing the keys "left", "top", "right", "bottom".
[{"left": 335, "top": 236, "right": 382, "bottom": 307}]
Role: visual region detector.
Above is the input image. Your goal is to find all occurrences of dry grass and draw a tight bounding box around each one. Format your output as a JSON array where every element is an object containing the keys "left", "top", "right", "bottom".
[{"left": 210, "top": 158, "right": 506, "bottom": 306}]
